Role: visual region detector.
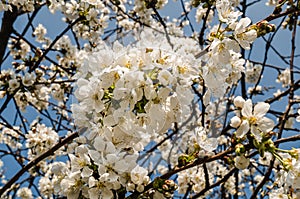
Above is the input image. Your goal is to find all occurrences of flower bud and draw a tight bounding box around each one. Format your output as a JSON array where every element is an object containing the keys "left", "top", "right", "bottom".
[
  {"left": 289, "top": 148, "right": 299, "bottom": 160},
  {"left": 234, "top": 96, "right": 245, "bottom": 108},
  {"left": 282, "top": 159, "right": 292, "bottom": 171},
  {"left": 235, "top": 143, "right": 246, "bottom": 156},
  {"left": 230, "top": 116, "right": 241, "bottom": 128},
  {"left": 265, "top": 139, "right": 275, "bottom": 152}
]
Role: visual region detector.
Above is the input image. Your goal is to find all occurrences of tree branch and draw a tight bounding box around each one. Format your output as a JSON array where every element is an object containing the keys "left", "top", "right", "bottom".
[
  {"left": 0, "top": 132, "right": 79, "bottom": 197},
  {"left": 0, "top": 6, "right": 19, "bottom": 67}
]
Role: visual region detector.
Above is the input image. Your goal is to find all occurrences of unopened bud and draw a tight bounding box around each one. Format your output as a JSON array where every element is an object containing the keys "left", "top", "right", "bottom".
[
  {"left": 235, "top": 143, "right": 246, "bottom": 156},
  {"left": 282, "top": 159, "right": 292, "bottom": 171},
  {"left": 265, "top": 139, "right": 275, "bottom": 152},
  {"left": 289, "top": 148, "right": 299, "bottom": 160}
]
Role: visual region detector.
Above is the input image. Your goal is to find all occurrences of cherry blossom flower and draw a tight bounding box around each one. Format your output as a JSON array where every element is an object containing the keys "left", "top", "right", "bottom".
[
  {"left": 245, "top": 61, "right": 262, "bottom": 83},
  {"left": 33, "top": 24, "right": 47, "bottom": 43},
  {"left": 16, "top": 187, "right": 33, "bottom": 199},
  {"left": 216, "top": 0, "right": 241, "bottom": 24},
  {"left": 130, "top": 165, "right": 149, "bottom": 187},
  {"left": 234, "top": 155, "right": 250, "bottom": 169},
  {"left": 193, "top": 127, "right": 218, "bottom": 152},
  {"left": 234, "top": 17, "right": 257, "bottom": 50},
  {"left": 276, "top": 68, "right": 290, "bottom": 87},
  {"left": 230, "top": 97, "right": 274, "bottom": 140}
]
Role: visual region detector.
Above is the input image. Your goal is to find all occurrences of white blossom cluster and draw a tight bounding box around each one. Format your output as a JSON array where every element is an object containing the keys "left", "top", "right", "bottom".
[
  {"left": 49, "top": 29, "right": 207, "bottom": 198},
  {"left": 1, "top": 0, "right": 300, "bottom": 198},
  {"left": 0, "top": 0, "right": 44, "bottom": 12},
  {"left": 0, "top": 0, "right": 111, "bottom": 45},
  {"left": 72, "top": 28, "right": 201, "bottom": 142},
  {"left": 25, "top": 123, "right": 60, "bottom": 159},
  {"left": 268, "top": 149, "right": 300, "bottom": 198},
  {"left": 133, "top": 0, "right": 168, "bottom": 24},
  {"left": 177, "top": 165, "right": 213, "bottom": 195},
  {"left": 16, "top": 187, "right": 33, "bottom": 199},
  {"left": 0, "top": 125, "right": 22, "bottom": 149},
  {"left": 201, "top": 0, "right": 257, "bottom": 97},
  {"left": 60, "top": 0, "right": 262, "bottom": 197},
  {"left": 0, "top": 67, "right": 71, "bottom": 112}
]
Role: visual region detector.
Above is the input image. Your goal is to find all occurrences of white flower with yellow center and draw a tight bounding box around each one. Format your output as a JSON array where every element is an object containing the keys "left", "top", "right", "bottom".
[
  {"left": 231, "top": 97, "right": 274, "bottom": 141},
  {"left": 234, "top": 155, "right": 250, "bottom": 170}
]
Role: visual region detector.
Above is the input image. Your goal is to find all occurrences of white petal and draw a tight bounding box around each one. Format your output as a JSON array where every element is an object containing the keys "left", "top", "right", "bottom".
[
  {"left": 234, "top": 96, "right": 245, "bottom": 108},
  {"left": 106, "top": 154, "right": 118, "bottom": 164},
  {"left": 236, "top": 120, "right": 250, "bottom": 138},
  {"left": 230, "top": 116, "right": 241, "bottom": 128},
  {"left": 88, "top": 150, "right": 101, "bottom": 162},
  {"left": 235, "top": 17, "right": 251, "bottom": 33},
  {"left": 201, "top": 137, "right": 218, "bottom": 152},
  {"left": 251, "top": 126, "right": 262, "bottom": 141},
  {"left": 254, "top": 102, "right": 270, "bottom": 118},
  {"left": 235, "top": 155, "right": 250, "bottom": 169},
  {"left": 81, "top": 166, "right": 93, "bottom": 178},
  {"left": 242, "top": 99, "right": 252, "bottom": 117},
  {"left": 258, "top": 117, "right": 274, "bottom": 132},
  {"left": 115, "top": 160, "right": 128, "bottom": 172},
  {"left": 93, "top": 137, "right": 105, "bottom": 152},
  {"left": 238, "top": 40, "right": 251, "bottom": 50}
]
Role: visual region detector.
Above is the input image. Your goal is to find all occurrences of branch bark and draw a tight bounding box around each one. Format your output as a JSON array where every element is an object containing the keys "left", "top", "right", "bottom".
[{"left": 0, "top": 6, "right": 19, "bottom": 66}]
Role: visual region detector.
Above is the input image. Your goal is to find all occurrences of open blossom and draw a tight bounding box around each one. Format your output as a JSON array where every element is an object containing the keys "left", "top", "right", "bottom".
[
  {"left": 16, "top": 187, "right": 33, "bottom": 199},
  {"left": 245, "top": 61, "right": 262, "bottom": 83},
  {"left": 25, "top": 123, "right": 59, "bottom": 159},
  {"left": 286, "top": 158, "right": 300, "bottom": 190},
  {"left": 209, "top": 38, "right": 240, "bottom": 64},
  {"left": 230, "top": 97, "right": 274, "bottom": 140},
  {"left": 234, "top": 17, "right": 257, "bottom": 50},
  {"left": 131, "top": 165, "right": 149, "bottom": 186},
  {"left": 193, "top": 127, "right": 218, "bottom": 152},
  {"left": 22, "top": 73, "right": 35, "bottom": 87},
  {"left": 8, "top": 78, "right": 20, "bottom": 92},
  {"left": 33, "top": 24, "right": 47, "bottom": 43},
  {"left": 234, "top": 155, "right": 250, "bottom": 170},
  {"left": 216, "top": 0, "right": 241, "bottom": 24},
  {"left": 276, "top": 68, "right": 290, "bottom": 87}
]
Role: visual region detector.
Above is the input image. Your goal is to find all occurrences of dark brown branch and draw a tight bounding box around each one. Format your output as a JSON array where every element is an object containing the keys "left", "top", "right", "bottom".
[
  {"left": 261, "top": 7, "right": 300, "bottom": 23},
  {"left": 191, "top": 168, "right": 237, "bottom": 198},
  {"left": 203, "top": 163, "right": 210, "bottom": 189},
  {"left": 275, "top": 134, "right": 300, "bottom": 145},
  {"left": 198, "top": 6, "right": 211, "bottom": 46},
  {"left": 30, "top": 17, "right": 83, "bottom": 72},
  {"left": 151, "top": 6, "right": 173, "bottom": 48},
  {"left": 265, "top": 79, "right": 300, "bottom": 104},
  {"left": 127, "top": 147, "right": 234, "bottom": 199},
  {"left": 289, "top": 7, "right": 298, "bottom": 89},
  {"left": 250, "top": 158, "right": 275, "bottom": 199},
  {"left": 0, "top": 6, "right": 19, "bottom": 66},
  {"left": 179, "top": 0, "right": 195, "bottom": 33}
]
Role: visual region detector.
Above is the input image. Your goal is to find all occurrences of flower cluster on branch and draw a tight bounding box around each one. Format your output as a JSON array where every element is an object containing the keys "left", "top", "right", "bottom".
[{"left": 0, "top": 0, "right": 300, "bottom": 198}]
